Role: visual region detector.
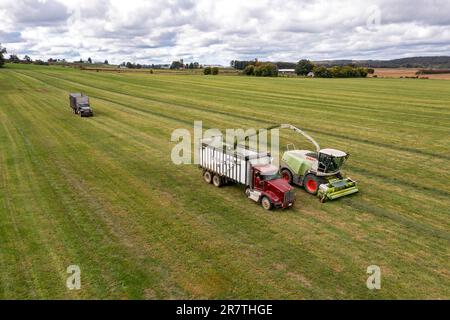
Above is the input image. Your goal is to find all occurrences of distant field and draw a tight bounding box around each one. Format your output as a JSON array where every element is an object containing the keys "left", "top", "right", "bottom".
[
  {"left": 373, "top": 68, "right": 450, "bottom": 79},
  {"left": 79, "top": 66, "right": 239, "bottom": 76},
  {"left": 0, "top": 63, "right": 449, "bottom": 299}
]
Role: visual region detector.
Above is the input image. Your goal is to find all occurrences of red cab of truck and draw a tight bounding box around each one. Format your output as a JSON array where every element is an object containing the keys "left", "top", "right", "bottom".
[{"left": 248, "top": 164, "right": 295, "bottom": 210}]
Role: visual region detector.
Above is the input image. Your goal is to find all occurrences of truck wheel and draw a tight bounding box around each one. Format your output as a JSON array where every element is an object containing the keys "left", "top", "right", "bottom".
[
  {"left": 203, "top": 171, "right": 212, "bottom": 184},
  {"left": 212, "top": 174, "right": 223, "bottom": 187},
  {"left": 303, "top": 174, "right": 320, "bottom": 195},
  {"left": 261, "top": 196, "right": 273, "bottom": 210},
  {"left": 280, "top": 168, "right": 293, "bottom": 184}
]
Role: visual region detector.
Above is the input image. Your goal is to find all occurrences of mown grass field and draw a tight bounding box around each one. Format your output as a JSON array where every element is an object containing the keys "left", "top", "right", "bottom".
[{"left": 0, "top": 63, "right": 449, "bottom": 299}]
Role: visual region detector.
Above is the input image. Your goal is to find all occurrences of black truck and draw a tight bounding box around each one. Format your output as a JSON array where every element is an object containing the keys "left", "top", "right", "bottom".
[{"left": 69, "top": 93, "right": 94, "bottom": 117}]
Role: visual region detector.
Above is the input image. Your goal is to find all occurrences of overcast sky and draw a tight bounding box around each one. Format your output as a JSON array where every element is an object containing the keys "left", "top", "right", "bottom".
[{"left": 1, "top": 0, "right": 449, "bottom": 65}]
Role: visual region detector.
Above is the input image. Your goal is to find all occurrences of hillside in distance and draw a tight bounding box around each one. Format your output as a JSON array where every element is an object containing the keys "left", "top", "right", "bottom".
[{"left": 313, "top": 56, "right": 450, "bottom": 68}]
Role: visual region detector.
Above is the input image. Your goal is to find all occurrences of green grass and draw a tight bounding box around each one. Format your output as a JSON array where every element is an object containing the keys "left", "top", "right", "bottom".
[{"left": 0, "top": 63, "right": 449, "bottom": 299}]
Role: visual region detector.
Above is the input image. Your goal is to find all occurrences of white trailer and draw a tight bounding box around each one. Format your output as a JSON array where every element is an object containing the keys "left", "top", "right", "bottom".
[{"left": 199, "top": 138, "right": 295, "bottom": 210}]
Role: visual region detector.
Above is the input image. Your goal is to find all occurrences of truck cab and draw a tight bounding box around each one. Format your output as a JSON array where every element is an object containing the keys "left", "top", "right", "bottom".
[
  {"left": 247, "top": 164, "right": 295, "bottom": 210},
  {"left": 69, "top": 93, "right": 94, "bottom": 117}
]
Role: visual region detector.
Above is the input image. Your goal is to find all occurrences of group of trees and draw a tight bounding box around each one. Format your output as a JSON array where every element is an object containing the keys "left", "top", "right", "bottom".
[
  {"left": 230, "top": 60, "right": 257, "bottom": 70},
  {"left": 243, "top": 62, "right": 278, "bottom": 77},
  {"left": 170, "top": 60, "right": 201, "bottom": 70},
  {"left": 295, "top": 59, "right": 371, "bottom": 78},
  {"left": 232, "top": 57, "right": 371, "bottom": 78},
  {"left": 203, "top": 66, "right": 219, "bottom": 75},
  {"left": 0, "top": 44, "right": 6, "bottom": 68},
  {"left": 313, "top": 65, "right": 371, "bottom": 78},
  {"left": 120, "top": 61, "right": 143, "bottom": 69}
]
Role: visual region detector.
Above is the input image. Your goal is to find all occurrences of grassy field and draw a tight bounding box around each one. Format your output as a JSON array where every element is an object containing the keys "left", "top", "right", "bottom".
[{"left": 0, "top": 63, "right": 449, "bottom": 299}]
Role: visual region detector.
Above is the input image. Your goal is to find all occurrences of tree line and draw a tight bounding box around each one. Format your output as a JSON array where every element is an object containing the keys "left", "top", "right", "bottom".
[
  {"left": 295, "top": 59, "right": 373, "bottom": 78},
  {"left": 232, "top": 58, "right": 372, "bottom": 78}
]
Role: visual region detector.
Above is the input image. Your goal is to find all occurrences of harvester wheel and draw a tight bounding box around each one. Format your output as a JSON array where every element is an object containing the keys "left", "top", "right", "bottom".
[
  {"left": 280, "top": 168, "right": 293, "bottom": 184},
  {"left": 303, "top": 174, "right": 320, "bottom": 195},
  {"left": 212, "top": 174, "right": 223, "bottom": 187},
  {"left": 261, "top": 196, "right": 273, "bottom": 210},
  {"left": 203, "top": 171, "right": 212, "bottom": 184}
]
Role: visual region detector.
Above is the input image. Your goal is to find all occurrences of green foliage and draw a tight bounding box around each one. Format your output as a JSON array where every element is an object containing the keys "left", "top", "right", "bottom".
[
  {"left": 9, "top": 54, "right": 20, "bottom": 63},
  {"left": 0, "top": 43, "right": 6, "bottom": 67},
  {"left": 243, "top": 65, "right": 254, "bottom": 75},
  {"left": 212, "top": 67, "right": 219, "bottom": 75},
  {"left": 33, "top": 59, "right": 49, "bottom": 66},
  {"left": 170, "top": 60, "right": 184, "bottom": 69},
  {"left": 313, "top": 66, "right": 332, "bottom": 78},
  {"left": 230, "top": 60, "right": 257, "bottom": 70},
  {"left": 203, "top": 66, "right": 212, "bottom": 75},
  {"left": 295, "top": 59, "right": 314, "bottom": 76},
  {"left": 314, "top": 65, "right": 369, "bottom": 78},
  {"left": 243, "top": 62, "right": 278, "bottom": 77}
]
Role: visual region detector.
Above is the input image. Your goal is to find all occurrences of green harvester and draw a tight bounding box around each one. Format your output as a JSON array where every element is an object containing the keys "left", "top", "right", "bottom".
[{"left": 270, "top": 124, "right": 359, "bottom": 202}]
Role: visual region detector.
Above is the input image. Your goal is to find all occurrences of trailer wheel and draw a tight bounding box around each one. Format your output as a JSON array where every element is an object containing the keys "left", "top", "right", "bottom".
[
  {"left": 212, "top": 174, "right": 223, "bottom": 187},
  {"left": 245, "top": 187, "right": 251, "bottom": 197},
  {"left": 203, "top": 171, "right": 212, "bottom": 184},
  {"left": 261, "top": 196, "right": 273, "bottom": 210},
  {"left": 280, "top": 168, "right": 293, "bottom": 184},
  {"left": 303, "top": 174, "right": 320, "bottom": 195}
]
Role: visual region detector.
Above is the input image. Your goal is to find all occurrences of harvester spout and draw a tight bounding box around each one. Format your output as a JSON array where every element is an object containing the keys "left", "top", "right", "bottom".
[
  {"left": 233, "top": 123, "right": 321, "bottom": 152},
  {"left": 278, "top": 124, "right": 321, "bottom": 152}
]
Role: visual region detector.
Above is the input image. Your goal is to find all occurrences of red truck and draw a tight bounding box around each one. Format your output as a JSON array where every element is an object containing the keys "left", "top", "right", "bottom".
[{"left": 199, "top": 138, "right": 295, "bottom": 210}]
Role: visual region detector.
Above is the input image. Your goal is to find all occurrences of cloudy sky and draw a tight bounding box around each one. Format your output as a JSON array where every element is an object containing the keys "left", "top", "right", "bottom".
[{"left": 1, "top": 0, "right": 449, "bottom": 65}]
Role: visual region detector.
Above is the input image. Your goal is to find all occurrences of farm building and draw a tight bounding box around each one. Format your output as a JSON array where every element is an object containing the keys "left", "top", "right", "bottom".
[{"left": 278, "top": 68, "right": 296, "bottom": 75}]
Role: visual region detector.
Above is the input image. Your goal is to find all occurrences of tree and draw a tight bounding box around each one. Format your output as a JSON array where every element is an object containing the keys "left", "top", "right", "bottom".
[
  {"left": 295, "top": 59, "right": 314, "bottom": 76},
  {"left": 243, "top": 64, "right": 254, "bottom": 75},
  {"left": 231, "top": 60, "right": 256, "bottom": 70},
  {"left": 104, "top": 59, "right": 109, "bottom": 65},
  {"left": 170, "top": 60, "right": 183, "bottom": 69},
  {"left": 189, "top": 62, "right": 194, "bottom": 69},
  {"left": 0, "top": 44, "right": 6, "bottom": 68},
  {"left": 203, "top": 67, "right": 212, "bottom": 75},
  {"left": 23, "top": 55, "right": 32, "bottom": 63},
  {"left": 9, "top": 54, "right": 20, "bottom": 63},
  {"left": 244, "top": 63, "right": 278, "bottom": 77},
  {"left": 313, "top": 66, "right": 332, "bottom": 78},
  {"left": 212, "top": 67, "right": 219, "bottom": 75},
  {"left": 87, "top": 57, "right": 92, "bottom": 64}
]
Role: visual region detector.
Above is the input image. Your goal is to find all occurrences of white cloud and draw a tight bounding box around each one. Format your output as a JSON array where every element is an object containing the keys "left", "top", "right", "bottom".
[{"left": 1, "top": 0, "right": 449, "bottom": 64}]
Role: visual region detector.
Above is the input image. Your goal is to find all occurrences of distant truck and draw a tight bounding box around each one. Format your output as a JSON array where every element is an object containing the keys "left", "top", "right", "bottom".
[
  {"left": 199, "top": 138, "right": 295, "bottom": 210},
  {"left": 69, "top": 93, "right": 94, "bottom": 117}
]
